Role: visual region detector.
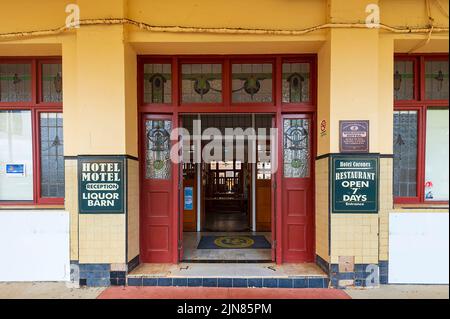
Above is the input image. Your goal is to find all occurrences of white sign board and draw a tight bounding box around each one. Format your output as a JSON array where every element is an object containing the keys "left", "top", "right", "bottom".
[
  {"left": 0, "top": 211, "right": 70, "bottom": 282},
  {"left": 389, "top": 212, "right": 449, "bottom": 284}
]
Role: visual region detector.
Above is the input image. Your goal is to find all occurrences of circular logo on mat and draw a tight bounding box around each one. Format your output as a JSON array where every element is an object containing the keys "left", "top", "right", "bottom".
[{"left": 214, "top": 236, "right": 255, "bottom": 249}]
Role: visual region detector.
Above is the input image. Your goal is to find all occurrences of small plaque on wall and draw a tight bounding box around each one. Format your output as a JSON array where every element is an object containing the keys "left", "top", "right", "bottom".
[
  {"left": 78, "top": 156, "right": 125, "bottom": 214},
  {"left": 339, "top": 120, "right": 369, "bottom": 153}
]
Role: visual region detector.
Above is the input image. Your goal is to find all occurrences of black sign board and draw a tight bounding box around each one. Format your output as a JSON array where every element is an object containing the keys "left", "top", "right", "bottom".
[
  {"left": 331, "top": 155, "right": 379, "bottom": 214},
  {"left": 78, "top": 156, "right": 125, "bottom": 214},
  {"left": 339, "top": 120, "right": 369, "bottom": 153}
]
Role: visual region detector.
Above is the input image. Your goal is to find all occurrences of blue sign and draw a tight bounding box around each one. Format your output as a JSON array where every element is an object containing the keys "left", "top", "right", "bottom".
[
  {"left": 6, "top": 164, "right": 25, "bottom": 175},
  {"left": 184, "top": 187, "right": 194, "bottom": 210}
]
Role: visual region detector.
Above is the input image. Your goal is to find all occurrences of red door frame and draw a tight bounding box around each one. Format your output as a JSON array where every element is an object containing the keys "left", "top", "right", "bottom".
[{"left": 138, "top": 55, "right": 317, "bottom": 264}]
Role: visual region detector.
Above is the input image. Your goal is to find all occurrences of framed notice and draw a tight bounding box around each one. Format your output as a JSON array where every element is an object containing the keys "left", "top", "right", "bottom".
[
  {"left": 339, "top": 120, "right": 369, "bottom": 153},
  {"left": 331, "top": 155, "right": 379, "bottom": 214},
  {"left": 78, "top": 156, "right": 125, "bottom": 214}
]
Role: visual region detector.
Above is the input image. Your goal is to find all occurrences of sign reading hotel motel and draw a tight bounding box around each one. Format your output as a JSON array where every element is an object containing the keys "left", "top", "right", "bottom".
[
  {"left": 331, "top": 156, "right": 379, "bottom": 213},
  {"left": 78, "top": 157, "right": 125, "bottom": 214}
]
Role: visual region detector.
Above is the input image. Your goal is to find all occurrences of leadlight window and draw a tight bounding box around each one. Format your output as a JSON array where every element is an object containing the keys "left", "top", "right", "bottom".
[
  {"left": 42, "top": 64, "right": 63, "bottom": 103},
  {"left": 393, "top": 111, "right": 418, "bottom": 198},
  {"left": 425, "top": 60, "right": 449, "bottom": 100},
  {"left": 0, "top": 64, "right": 32, "bottom": 102},
  {"left": 282, "top": 63, "right": 310, "bottom": 103},
  {"left": 40, "top": 113, "right": 64, "bottom": 198},
  {"left": 232, "top": 63, "right": 273, "bottom": 103},
  {"left": 181, "top": 64, "right": 222, "bottom": 103},
  {"left": 145, "top": 120, "right": 172, "bottom": 180},
  {"left": 283, "top": 118, "right": 310, "bottom": 178},
  {"left": 144, "top": 64, "right": 172, "bottom": 104},
  {"left": 394, "top": 61, "right": 414, "bottom": 101},
  {"left": 393, "top": 55, "right": 449, "bottom": 204}
]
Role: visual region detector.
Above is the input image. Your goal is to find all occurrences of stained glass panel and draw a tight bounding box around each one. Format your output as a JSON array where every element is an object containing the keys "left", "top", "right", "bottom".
[
  {"left": 282, "top": 63, "right": 310, "bottom": 103},
  {"left": 283, "top": 119, "right": 310, "bottom": 178},
  {"left": 0, "top": 64, "right": 32, "bottom": 102},
  {"left": 394, "top": 61, "right": 414, "bottom": 101},
  {"left": 425, "top": 60, "right": 449, "bottom": 100},
  {"left": 393, "top": 111, "right": 418, "bottom": 197},
  {"left": 40, "top": 113, "right": 64, "bottom": 198},
  {"left": 182, "top": 64, "right": 222, "bottom": 103},
  {"left": 232, "top": 64, "right": 273, "bottom": 103},
  {"left": 146, "top": 120, "right": 172, "bottom": 179},
  {"left": 143, "top": 64, "right": 172, "bottom": 104},
  {"left": 42, "top": 64, "right": 63, "bottom": 103}
]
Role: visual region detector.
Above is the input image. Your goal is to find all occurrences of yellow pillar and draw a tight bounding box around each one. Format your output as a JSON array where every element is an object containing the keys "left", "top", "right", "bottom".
[{"left": 63, "top": 0, "right": 139, "bottom": 273}]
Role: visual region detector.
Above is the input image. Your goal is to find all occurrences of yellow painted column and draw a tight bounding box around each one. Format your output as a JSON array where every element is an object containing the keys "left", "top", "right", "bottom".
[
  {"left": 62, "top": 0, "right": 139, "bottom": 272},
  {"left": 320, "top": 0, "right": 392, "bottom": 287}
]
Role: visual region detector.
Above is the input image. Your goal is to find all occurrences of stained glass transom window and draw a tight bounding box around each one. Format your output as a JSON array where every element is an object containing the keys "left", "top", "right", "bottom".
[
  {"left": 181, "top": 64, "right": 222, "bottom": 103},
  {"left": 0, "top": 64, "right": 32, "bottom": 102},
  {"left": 42, "top": 64, "right": 63, "bottom": 103},
  {"left": 232, "top": 64, "right": 273, "bottom": 103},
  {"left": 282, "top": 63, "right": 310, "bottom": 103},
  {"left": 394, "top": 61, "right": 414, "bottom": 101},
  {"left": 145, "top": 120, "right": 172, "bottom": 180},
  {"left": 40, "top": 113, "right": 64, "bottom": 198},
  {"left": 283, "top": 119, "right": 310, "bottom": 178},
  {"left": 144, "top": 64, "right": 172, "bottom": 104},
  {"left": 393, "top": 111, "right": 418, "bottom": 197},
  {"left": 425, "top": 60, "right": 449, "bottom": 100}
]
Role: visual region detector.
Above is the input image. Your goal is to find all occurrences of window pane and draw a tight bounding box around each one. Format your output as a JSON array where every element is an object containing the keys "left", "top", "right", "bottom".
[
  {"left": 393, "top": 111, "right": 418, "bottom": 198},
  {"left": 40, "top": 113, "right": 64, "bottom": 198},
  {"left": 182, "top": 64, "right": 222, "bottom": 103},
  {"left": 282, "top": 63, "right": 310, "bottom": 103},
  {"left": 42, "top": 64, "right": 63, "bottom": 103},
  {"left": 425, "top": 108, "right": 449, "bottom": 201},
  {"left": 0, "top": 64, "right": 32, "bottom": 102},
  {"left": 425, "top": 60, "right": 449, "bottom": 100},
  {"left": 394, "top": 61, "right": 414, "bottom": 101},
  {"left": 143, "top": 64, "right": 172, "bottom": 104},
  {"left": 145, "top": 120, "right": 172, "bottom": 179},
  {"left": 283, "top": 118, "right": 310, "bottom": 178},
  {"left": 232, "top": 63, "right": 273, "bottom": 103},
  {"left": 0, "top": 110, "right": 33, "bottom": 200}
]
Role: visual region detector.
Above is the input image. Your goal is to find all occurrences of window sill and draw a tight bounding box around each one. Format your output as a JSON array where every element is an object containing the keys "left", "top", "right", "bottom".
[
  {"left": 393, "top": 203, "right": 449, "bottom": 210},
  {"left": 0, "top": 205, "right": 65, "bottom": 210}
]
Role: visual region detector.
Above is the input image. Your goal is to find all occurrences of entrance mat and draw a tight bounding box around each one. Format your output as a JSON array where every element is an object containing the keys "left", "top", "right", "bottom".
[{"left": 197, "top": 235, "right": 271, "bottom": 249}]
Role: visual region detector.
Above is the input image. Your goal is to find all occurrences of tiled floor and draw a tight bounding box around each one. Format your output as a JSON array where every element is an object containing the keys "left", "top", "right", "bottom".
[
  {"left": 128, "top": 262, "right": 327, "bottom": 278},
  {"left": 182, "top": 231, "right": 272, "bottom": 261}
]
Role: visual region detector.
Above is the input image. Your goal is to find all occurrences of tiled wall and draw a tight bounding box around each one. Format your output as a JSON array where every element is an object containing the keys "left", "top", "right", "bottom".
[
  {"left": 330, "top": 214, "right": 379, "bottom": 264},
  {"left": 379, "top": 157, "right": 393, "bottom": 261},
  {"left": 127, "top": 158, "right": 140, "bottom": 262},
  {"left": 65, "top": 159, "right": 79, "bottom": 261},
  {"left": 315, "top": 157, "right": 330, "bottom": 262},
  {"left": 79, "top": 214, "right": 126, "bottom": 264}
]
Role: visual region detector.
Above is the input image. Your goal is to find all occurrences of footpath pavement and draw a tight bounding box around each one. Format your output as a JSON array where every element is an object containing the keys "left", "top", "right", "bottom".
[{"left": 0, "top": 282, "right": 448, "bottom": 299}]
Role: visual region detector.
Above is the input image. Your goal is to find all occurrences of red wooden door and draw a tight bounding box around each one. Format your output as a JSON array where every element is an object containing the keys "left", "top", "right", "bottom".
[
  {"left": 281, "top": 114, "right": 314, "bottom": 262},
  {"left": 140, "top": 115, "right": 174, "bottom": 263}
]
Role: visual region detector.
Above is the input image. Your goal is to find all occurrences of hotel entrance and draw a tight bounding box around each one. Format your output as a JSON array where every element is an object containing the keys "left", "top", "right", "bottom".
[
  {"left": 180, "top": 114, "right": 274, "bottom": 262},
  {"left": 138, "top": 55, "right": 316, "bottom": 265}
]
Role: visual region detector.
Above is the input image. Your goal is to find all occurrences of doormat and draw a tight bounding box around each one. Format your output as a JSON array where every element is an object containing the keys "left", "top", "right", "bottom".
[{"left": 197, "top": 235, "right": 271, "bottom": 249}]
